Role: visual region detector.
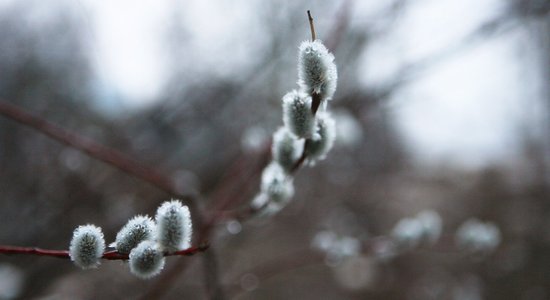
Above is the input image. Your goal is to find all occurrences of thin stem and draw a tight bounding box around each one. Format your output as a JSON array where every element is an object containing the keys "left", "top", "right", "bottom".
[
  {"left": 307, "top": 10, "right": 316, "bottom": 41},
  {"left": 310, "top": 92, "right": 322, "bottom": 115},
  {"left": 0, "top": 244, "right": 209, "bottom": 260},
  {"left": 0, "top": 101, "right": 183, "bottom": 197},
  {"left": 206, "top": 141, "right": 271, "bottom": 223},
  {"left": 290, "top": 139, "right": 310, "bottom": 173}
]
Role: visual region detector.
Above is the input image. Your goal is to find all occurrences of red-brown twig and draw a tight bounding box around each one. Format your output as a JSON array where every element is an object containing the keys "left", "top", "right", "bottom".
[
  {"left": 0, "top": 244, "right": 209, "bottom": 260},
  {"left": 0, "top": 101, "right": 183, "bottom": 197},
  {"left": 290, "top": 10, "right": 323, "bottom": 173},
  {"left": 307, "top": 10, "right": 316, "bottom": 41}
]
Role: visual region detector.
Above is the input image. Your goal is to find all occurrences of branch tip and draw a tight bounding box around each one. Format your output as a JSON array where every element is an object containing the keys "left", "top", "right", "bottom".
[{"left": 307, "top": 10, "right": 316, "bottom": 41}]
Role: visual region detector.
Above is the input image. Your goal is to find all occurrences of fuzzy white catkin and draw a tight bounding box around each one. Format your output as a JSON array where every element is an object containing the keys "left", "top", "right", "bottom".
[
  {"left": 251, "top": 193, "right": 287, "bottom": 218},
  {"left": 455, "top": 219, "right": 501, "bottom": 254},
  {"left": 312, "top": 231, "right": 361, "bottom": 265},
  {"left": 282, "top": 90, "right": 316, "bottom": 138},
  {"left": 391, "top": 218, "right": 424, "bottom": 250},
  {"left": 129, "top": 241, "right": 165, "bottom": 279},
  {"left": 155, "top": 200, "right": 193, "bottom": 253},
  {"left": 272, "top": 127, "right": 303, "bottom": 172},
  {"left": 114, "top": 215, "right": 155, "bottom": 254},
  {"left": 69, "top": 224, "right": 105, "bottom": 269},
  {"left": 306, "top": 112, "right": 336, "bottom": 162},
  {"left": 298, "top": 40, "right": 338, "bottom": 101},
  {"left": 251, "top": 192, "right": 269, "bottom": 210},
  {"left": 417, "top": 210, "right": 442, "bottom": 245},
  {"left": 260, "top": 162, "right": 295, "bottom": 205}
]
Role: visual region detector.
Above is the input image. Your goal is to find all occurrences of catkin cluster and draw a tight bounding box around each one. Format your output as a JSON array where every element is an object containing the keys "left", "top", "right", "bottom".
[
  {"left": 391, "top": 210, "right": 443, "bottom": 251},
  {"left": 389, "top": 213, "right": 500, "bottom": 257},
  {"left": 455, "top": 218, "right": 501, "bottom": 254},
  {"left": 69, "top": 199, "right": 193, "bottom": 279},
  {"left": 252, "top": 37, "right": 338, "bottom": 216}
]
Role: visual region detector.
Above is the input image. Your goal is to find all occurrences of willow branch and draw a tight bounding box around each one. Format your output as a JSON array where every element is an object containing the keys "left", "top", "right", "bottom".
[
  {"left": 140, "top": 10, "right": 333, "bottom": 299},
  {"left": 0, "top": 101, "right": 183, "bottom": 197},
  {"left": 291, "top": 11, "right": 322, "bottom": 173},
  {"left": 307, "top": 10, "right": 316, "bottom": 41},
  {"left": 0, "top": 244, "right": 209, "bottom": 260}
]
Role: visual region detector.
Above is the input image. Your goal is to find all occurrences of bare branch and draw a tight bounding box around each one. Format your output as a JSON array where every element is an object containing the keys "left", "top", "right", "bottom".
[
  {"left": 0, "top": 101, "right": 184, "bottom": 198},
  {"left": 0, "top": 243, "right": 209, "bottom": 260},
  {"left": 307, "top": 10, "right": 316, "bottom": 41}
]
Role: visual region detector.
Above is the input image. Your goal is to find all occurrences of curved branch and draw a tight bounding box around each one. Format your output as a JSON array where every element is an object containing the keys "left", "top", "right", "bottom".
[{"left": 0, "top": 101, "right": 183, "bottom": 197}]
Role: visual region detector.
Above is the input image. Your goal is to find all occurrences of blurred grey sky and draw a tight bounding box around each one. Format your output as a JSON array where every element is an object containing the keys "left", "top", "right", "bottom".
[{"left": 2, "top": 0, "right": 547, "bottom": 169}]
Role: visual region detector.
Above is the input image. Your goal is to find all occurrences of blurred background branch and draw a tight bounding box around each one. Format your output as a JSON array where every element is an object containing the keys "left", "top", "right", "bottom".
[{"left": 0, "top": 101, "right": 186, "bottom": 199}]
